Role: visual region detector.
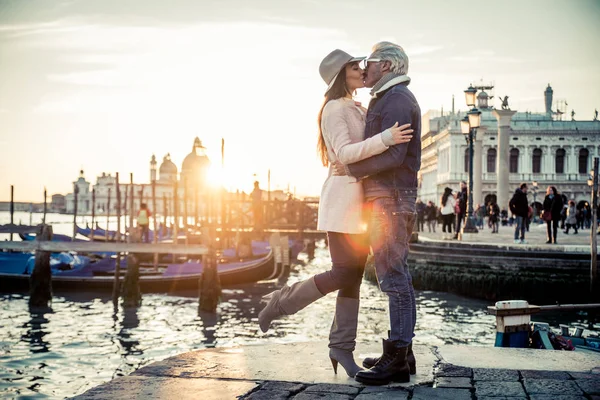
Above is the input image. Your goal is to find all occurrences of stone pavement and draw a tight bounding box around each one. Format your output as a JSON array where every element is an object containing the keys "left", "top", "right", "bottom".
[
  {"left": 418, "top": 218, "right": 596, "bottom": 251},
  {"left": 72, "top": 342, "right": 600, "bottom": 399}
]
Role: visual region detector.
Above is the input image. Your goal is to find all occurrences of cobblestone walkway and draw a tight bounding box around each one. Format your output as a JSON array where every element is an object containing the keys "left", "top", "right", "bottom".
[{"left": 241, "top": 363, "right": 600, "bottom": 400}]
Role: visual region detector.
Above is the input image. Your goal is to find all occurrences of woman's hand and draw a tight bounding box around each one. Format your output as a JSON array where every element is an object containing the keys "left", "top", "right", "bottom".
[{"left": 390, "top": 122, "right": 413, "bottom": 144}]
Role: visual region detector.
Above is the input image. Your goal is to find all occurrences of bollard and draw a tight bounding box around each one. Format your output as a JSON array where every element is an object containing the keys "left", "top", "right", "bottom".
[
  {"left": 199, "top": 229, "right": 221, "bottom": 312},
  {"left": 29, "top": 224, "right": 53, "bottom": 308},
  {"left": 269, "top": 233, "right": 282, "bottom": 278},
  {"left": 121, "top": 254, "right": 141, "bottom": 307},
  {"left": 487, "top": 300, "right": 540, "bottom": 348}
]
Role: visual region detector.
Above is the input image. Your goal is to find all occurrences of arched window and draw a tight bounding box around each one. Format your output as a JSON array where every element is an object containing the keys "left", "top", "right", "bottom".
[
  {"left": 555, "top": 149, "right": 565, "bottom": 174},
  {"left": 532, "top": 148, "right": 542, "bottom": 173},
  {"left": 487, "top": 148, "right": 496, "bottom": 173},
  {"left": 509, "top": 148, "right": 519, "bottom": 173},
  {"left": 579, "top": 148, "right": 589, "bottom": 174},
  {"left": 464, "top": 148, "right": 469, "bottom": 173}
]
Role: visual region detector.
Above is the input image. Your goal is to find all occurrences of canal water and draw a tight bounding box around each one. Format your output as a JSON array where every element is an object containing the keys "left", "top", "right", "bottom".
[{"left": 0, "top": 212, "right": 596, "bottom": 399}]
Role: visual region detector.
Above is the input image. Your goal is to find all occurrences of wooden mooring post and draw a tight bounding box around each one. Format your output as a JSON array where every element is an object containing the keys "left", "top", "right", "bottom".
[
  {"left": 111, "top": 174, "right": 120, "bottom": 304},
  {"left": 152, "top": 179, "right": 158, "bottom": 270},
  {"left": 591, "top": 157, "right": 598, "bottom": 299},
  {"left": 198, "top": 227, "right": 221, "bottom": 312},
  {"left": 9, "top": 185, "right": 14, "bottom": 241},
  {"left": 121, "top": 254, "right": 141, "bottom": 307},
  {"left": 29, "top": 224, "right": 53, "bottom": 308},
  {"left": 72, "top": 184, "right": 79, "bottom": 241},
  {"left": 91, "top": 188, "right": 96, "bottom": 241}
]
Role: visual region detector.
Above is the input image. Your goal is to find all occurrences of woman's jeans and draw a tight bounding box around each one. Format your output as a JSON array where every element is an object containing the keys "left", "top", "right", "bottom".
[
  {"left": 442, "top": 214, "right": 453, "bottom": 233},
  {"left": 314, "top": 232, "right": 368, "bottom": 299},
  {"left": 365, "top": 190, "right": 417, "bottom": 347}
]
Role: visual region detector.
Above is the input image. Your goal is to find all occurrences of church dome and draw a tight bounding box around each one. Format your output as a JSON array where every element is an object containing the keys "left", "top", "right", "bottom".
[
  {"left": 181, "top": 137, "right": 210, "bottom": 173},
  {"left": 159, "top": 153, "right": 178, "bottom": 182}
]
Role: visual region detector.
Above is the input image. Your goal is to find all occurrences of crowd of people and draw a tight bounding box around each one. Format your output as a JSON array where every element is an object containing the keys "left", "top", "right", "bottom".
[{"left": 414, "top": 182, "right": 598, "bottom": 244}]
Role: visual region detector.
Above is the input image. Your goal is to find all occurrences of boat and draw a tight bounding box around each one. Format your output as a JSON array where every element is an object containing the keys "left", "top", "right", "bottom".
[
  {"left": 0, "top": 248, "right": 275, "bottom": 292},
  {"left": 75, "top": 224, "right": 121, "bottom": 242}
]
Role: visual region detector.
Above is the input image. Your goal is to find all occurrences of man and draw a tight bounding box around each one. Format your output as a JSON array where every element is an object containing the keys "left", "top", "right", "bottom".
[
  {"left": 415, "top": 199, "right": 425, "bottom": 232},
  {"left": 335, "top": 41, "right": 420, "bottom": 385},
  {"left": 137, "top": 203, "right": 151, "bottom": 243},
  {"left": 509, "top": 183, "right": 529, "bottom": 244},
  {"left": 454, "top": 181, "right": 467, "bottom": 239}
]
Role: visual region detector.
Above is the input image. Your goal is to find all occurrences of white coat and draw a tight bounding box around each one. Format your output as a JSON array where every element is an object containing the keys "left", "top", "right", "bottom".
[{"left": 317, "top": 98, "right": 390, "bottom": 233}]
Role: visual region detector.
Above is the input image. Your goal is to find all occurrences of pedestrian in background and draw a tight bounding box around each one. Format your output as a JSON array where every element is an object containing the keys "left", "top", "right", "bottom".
[
  {"left": 488, "top": 200, "right": 500, "bottom": 233},
  {"left": 425, "top": 200, "right": 437, "bottom": 233},
  {"left": 564, "top": 200, "right": 578, "bottom": 234},
  {"left": 440, "top": 187, "right": 455, "bottom": 239},
  {"left": 542, "top": 186, "right": 563, "bottom": 244},
  {"left": 509, "top": 183, "right": 529, "bottom": 244},
  {"left": 454, "top": 181, "right": 467, "bottom": 239}
]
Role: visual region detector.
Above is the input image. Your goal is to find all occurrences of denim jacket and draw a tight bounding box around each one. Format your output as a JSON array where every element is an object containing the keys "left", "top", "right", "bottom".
[{"left": 346, "top": 81, "right": 421, "bottom": 198}]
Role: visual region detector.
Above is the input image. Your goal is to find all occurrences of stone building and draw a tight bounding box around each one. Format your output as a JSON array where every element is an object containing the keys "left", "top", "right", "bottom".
[
  {"left": 419, "top": 84, "right": 600, "bottom": 211},
  {"left": 65, "top": 137, "right": 211, "bottom": 218}
]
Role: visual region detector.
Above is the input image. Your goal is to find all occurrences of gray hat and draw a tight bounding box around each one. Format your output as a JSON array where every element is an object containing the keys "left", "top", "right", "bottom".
[{"left": 319, "top": 49, "right": 365, "bottom": 93}]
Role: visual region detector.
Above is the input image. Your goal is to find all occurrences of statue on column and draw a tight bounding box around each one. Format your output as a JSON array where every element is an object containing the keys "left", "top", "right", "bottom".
[
  {"left": 594, "top": 109, "right": 598, "bottom": 121},
  {"left": 571, "top": 109, "right": 576, "bottom": 121},
  {"left": 500, "top": 96, "right": 510, "bottom": 110}
]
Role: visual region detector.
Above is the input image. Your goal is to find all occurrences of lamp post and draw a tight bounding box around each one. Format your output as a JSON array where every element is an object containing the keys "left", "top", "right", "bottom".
[{"left": 460, "top": 104, "right": 481, "bottom": 234}]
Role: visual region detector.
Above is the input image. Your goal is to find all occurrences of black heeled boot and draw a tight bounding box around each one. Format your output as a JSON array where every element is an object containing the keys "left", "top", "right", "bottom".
[
  {"left": 362, "top": 332, "right": 416, "bottom": 375},
  {"left": 354, "top": 339, "right": 410, "bottom": 385}
]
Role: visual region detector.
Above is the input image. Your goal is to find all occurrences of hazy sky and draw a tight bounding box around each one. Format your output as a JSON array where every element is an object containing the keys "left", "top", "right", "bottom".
[{"left": 1, "top": 0, "right": 599, "bottom": 201}]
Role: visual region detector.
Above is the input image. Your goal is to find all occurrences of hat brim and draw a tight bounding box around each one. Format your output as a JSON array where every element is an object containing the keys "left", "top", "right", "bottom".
[{"left": 325, "top": 56, "right": 366, "bottom": 93}]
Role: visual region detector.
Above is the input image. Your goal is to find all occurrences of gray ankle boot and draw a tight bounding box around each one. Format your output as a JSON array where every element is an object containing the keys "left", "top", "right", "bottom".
[
  {"left": 328, "top": 297, "right": 363, "bottom": 378},
  {"left": 258, "top": 277, "right": 323, "bottom": 333}
]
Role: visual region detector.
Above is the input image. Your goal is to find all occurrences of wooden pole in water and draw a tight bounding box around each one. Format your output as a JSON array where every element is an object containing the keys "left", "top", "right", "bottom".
[
  {"left": 591, "top": 157, "right": 598, "bottom": 297},
  {"left": 152, "top": 179, "right": 158, "bottom": 270},
  {"left": 29, "top": 224, "right": 53, "bottom": 308},
  {"left": 72, "top": 184, "right": 79, "bottom": 241},
  {"left": 9, "top": 185, "right": 14, "bottom": 241},
  {"left": 129, "top": 174, "right": 134, "bottom": 234},
  {"left": 91, "top": 188, "right": 96, "bottom": 241},
  {"left": 173, "top": 181, "right": 179, "bottom": 245},
  {"left": 42, "top": 187, "right": 47, "bottom": 226},
  {"left": 194, "top": 185, "right": 199, "bottom": 228},
  {"left": 106, "top": 187, "right": 111, "bottom": 240},
  {"left": 123, "top": 184, "right": 128, "bottom": 234},
  {"left": 183, "top": 178, "right": 189, "bottom": 245},
  {"left": 112, "top": 174, "right": 121, "bottom": 304},
  {"left": 122, "top": 253, "right": 141, "bottom": 307},
  {"left": 268, "top": 168, "right": 271, "bottom": 202},
  {"left": 163, "top": 192, "right": 168, "bottom": 239},
  {"left": 116, "top": 173, "right": 121, "bottom": 243}
]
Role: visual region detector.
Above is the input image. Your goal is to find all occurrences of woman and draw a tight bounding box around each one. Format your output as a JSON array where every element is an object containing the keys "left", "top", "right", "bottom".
[
  {"left": 564, "top": 200, "right": 578, "bottom": 234},
  {"left": 258, "top": 49, "right": 413, "bottom": 377},
  {"left": 488, "top": 200, "right": 500, "bottom": 233},
  {"left": 542, "top": 186, "right": 563, "bottom": 244},
  {"left": 440, "top": 187, "right": 455, "bottom": 239}
]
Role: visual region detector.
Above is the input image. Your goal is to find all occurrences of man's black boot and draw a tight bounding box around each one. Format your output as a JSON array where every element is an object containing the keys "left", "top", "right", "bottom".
[
  {"left": 362, "top": 331, "right": 416, "bottom": 375},
  {"left": 355, "top": 339, "right": 410, "bottom": 385}
]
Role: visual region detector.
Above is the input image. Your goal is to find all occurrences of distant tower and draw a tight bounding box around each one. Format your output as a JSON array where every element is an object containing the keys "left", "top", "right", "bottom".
[
  {"left": 544, "top": 84, "right": 553, "bottom": 117},
  {"left": 477, "top": 91, "right": 489, "bottom": 109},
  {"left": 452, "top": 95, "right": 455, "bottom": 115},
  {"left": 150, "top": 154, "right": 157, "bottom": 182}
]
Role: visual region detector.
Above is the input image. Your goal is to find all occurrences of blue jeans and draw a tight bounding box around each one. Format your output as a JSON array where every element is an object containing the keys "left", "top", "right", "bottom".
[
  {"left": 365, "top": 190, "right": 417, "bottom": 347},
  {"left": 514, "top": 216, "right": 525, "bottom": 240}
]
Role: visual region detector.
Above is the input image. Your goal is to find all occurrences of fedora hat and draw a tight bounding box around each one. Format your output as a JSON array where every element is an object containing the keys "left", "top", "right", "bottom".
[{"left": 319, "top": 49, "right": 365, "bottom": 93}]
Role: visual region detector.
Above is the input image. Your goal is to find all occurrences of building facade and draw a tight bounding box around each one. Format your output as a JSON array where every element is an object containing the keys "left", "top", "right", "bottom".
[
  {"left": 65, "top": 137, "right": 211, "bottom": 218},
  {"left": 419, "top": 85, "right": 600, "bottom": 210}
]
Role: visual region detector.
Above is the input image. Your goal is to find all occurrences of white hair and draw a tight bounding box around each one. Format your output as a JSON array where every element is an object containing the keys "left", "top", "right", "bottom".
[{"left": 370, "top": 41, "right": 409, "bottom": 75}]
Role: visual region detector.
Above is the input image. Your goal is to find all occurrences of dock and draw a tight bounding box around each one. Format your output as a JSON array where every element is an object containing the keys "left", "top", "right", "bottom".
[{"left": 71, "top": 341, "right": 600, "bottom": 399}]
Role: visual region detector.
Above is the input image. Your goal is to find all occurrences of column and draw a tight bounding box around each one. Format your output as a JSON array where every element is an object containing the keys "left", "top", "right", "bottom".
[
  {"left": 493, "top": 109, "right": 517, "bottom": 211},
  {"left": 473, "top": 127, "right": 486, "bottom": 207}
]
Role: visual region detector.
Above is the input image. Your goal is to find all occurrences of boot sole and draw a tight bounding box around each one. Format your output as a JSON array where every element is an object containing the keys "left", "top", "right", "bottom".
[
  {"left": 355, "top": 371, "right": 410, "bottom": 385},
  {"left": 362, "top": 360, "right": 416, "bottom": 375}
]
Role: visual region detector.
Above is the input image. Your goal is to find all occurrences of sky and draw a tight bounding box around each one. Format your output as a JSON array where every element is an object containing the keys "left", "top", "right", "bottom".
[{"left": 1, "top": 0, "right": 599, "bottom": 202}]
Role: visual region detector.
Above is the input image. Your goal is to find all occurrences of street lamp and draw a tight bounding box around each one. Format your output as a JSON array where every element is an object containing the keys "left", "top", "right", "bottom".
[{"left": 460, "top": 93, "right": 482, "bottom": 234}]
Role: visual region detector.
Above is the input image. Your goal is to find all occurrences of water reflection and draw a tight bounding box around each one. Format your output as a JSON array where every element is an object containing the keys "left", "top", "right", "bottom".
[{"left": 22, "top": 308, "right": 51, "bottom": 354}]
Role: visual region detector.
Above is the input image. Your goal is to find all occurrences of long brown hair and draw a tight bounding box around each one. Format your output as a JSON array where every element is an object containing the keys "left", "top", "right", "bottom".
[{"left": 317, "top": 65, "right": 351, "bottom": 167}]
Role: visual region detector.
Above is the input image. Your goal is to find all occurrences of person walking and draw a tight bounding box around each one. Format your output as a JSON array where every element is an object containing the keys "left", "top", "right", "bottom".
[
  {"left": 258, "top": 48, "right": 413, "bottom": 378},
  {"left": 453, "top": 181, "right": 467, "bottom": 239},
  {"left": 337, "top": 41, "right": 421, "bottom": 386},
  {"left": 564, "top": 200, "right": 578, "bottom": 234},
  {"left": 137, "top": 203, "right": 151, "bottom": 243},
  {"left": 542, "top": 186, "right": 564, "bottom": 244},
  {"left": 440, "top": 187, "right": 455, "bottom": 239},
  {"left": 509, "top": 183, "right": 529, "bottom": 244},
  {"left": 415, "top": 199, "right": 425, "bottom": 232},
  {"left": 425, "top": 200, "right": 437, "bottom": 233},
  {"left": 488, "top": 200, "right": 500, "bottom": 233}
]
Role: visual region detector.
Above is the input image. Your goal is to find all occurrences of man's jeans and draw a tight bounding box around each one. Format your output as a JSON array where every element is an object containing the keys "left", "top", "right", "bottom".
[
  {"left": 514, "top": 216, "right": 526, "bottom": 241},
  {"left": 365, "top": 190, "right": 417, "bottom": 347}
]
